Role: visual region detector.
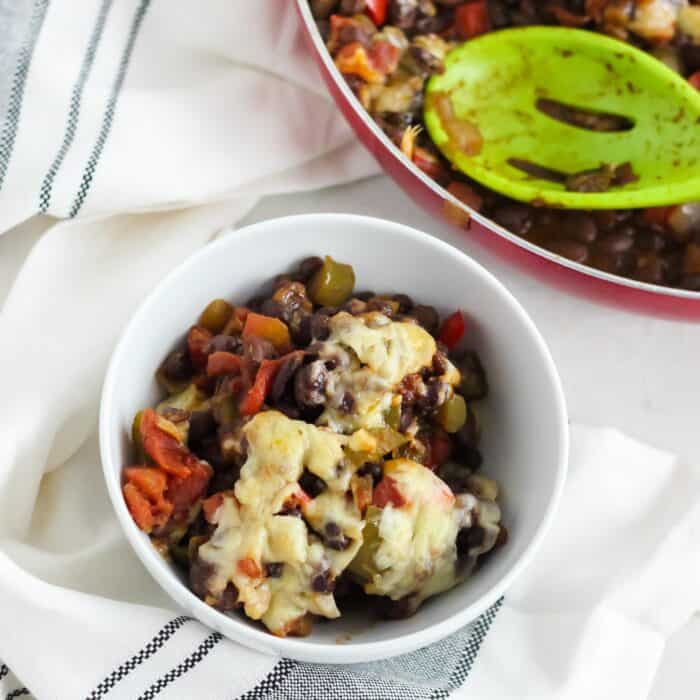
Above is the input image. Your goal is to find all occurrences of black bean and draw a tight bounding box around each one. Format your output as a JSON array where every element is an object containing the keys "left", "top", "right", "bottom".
[
  {"left": 326, "top": 534, "right": 351, "bottom": 551},
  {"left": 259, "top": 298, "right": 284, "bottom": 319},
  {"left": 399, "top": 404, "right": 414, "bottom": 432},
  {"left": 339, "top": 0, "right": 365, "bottom": 14},
  {"left": 456, "top": 350, "right": 488, "bottom": 400},
  {"left": 392, "top": 293, "right": 414, "bottom": 312},
  {"left": 456, "top": 406, "right": 480, "bottom": 447},
  {"left": 243, "top": 336, "right": 278, "bottom": 363},
  {"left": 325, "top": 521, "right": 341, "bottom": 537},
  {"left": 264, "top": 562, "right": 284, "bottom": 578},
  {"left": 188, "top": 410, "right": 217, "bottom": 446},
  {"left": 206, "top": 334, "right": 241, "bottom": 354},
  {"left": 161, "top": 350, "right": 193, "bottom": 381},
  {"left": 367, "top": 297, "right": 398, "bottom": 317},
  {"left": 311, "top": 571, "right": 335, "bottom": 593},
  {"left": 562, "top": 212, "right": 598, "bottom": 244},
  {"left": 377, "top": 594, "right": 420, "bottom": 619},
  {"left": 358, "top": 461, "right": 383, "bottom": 484},
  {"left": 273, "top": 274, "right": 293, "bottom": 290},
  {"left": 681, "top": 42, "right": 700, "bottom": 73},
  {"left": 270, "top": 352, "right": 305, "bottom": 402},
  {"left": 454, "top": 443, "right": 483, "bottom": 470},
  {"left": 310, "top": 312, "right": 330, "bottom": 341},
  {"left": 681, "top": 274, "right": 700, "bottom": 291},
  {"left": 278, "top": 502, "right": 302, "bottom": 517},
  {"left": 389, "top": 0, "right": 418, "bottom": 29},
  {"left": 457, "top": 525, "right": 485, "bottom": 555},
  {"left": 344, "top": 298, "right": 368, "bottom": 315},
  {"left": 339, "top": 391, "right": 355, "bottom": 413},
  {"left": 311, "top": 0, "right": 338, "bottom": 19},
  {"left": 297, "top": 256, "right": 324, "bottom": 282},
  {"left": 294, "top": 360, "right": 328, "bottom": 408},
  {"left": 547, "top": 239, "right": 589, "bottom": 263},
  {"left": 411, "top": 304, "right": 439, "bottom": 334},
  {"left": 432, "top": 351, "right": 449, "bottom": 375},
  {"left": 636, "top": 230, "right": 666, "bottom": 253},
  {"left": 354, "top": 290, "right": 375, "bottom": 301},
  {"left": 598, "top": 230, "right": 635, "bottom": 254},
  {"left": 299, "top": 469, "right": 327, "bottom": 498}
]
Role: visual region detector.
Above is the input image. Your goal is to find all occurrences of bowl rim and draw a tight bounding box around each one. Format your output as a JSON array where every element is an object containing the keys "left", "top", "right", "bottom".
[
  {"left": 100, "top": 213, "right": 569, "bottom": 663},
  {"left": 294, "top": 0, "right": 700, "bottom": 302}
]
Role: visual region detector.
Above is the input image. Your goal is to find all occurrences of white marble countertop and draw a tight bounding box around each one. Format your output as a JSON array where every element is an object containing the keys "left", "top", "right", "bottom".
[{"left": 2, "top": 175, "right": 697, "bottom": 697}]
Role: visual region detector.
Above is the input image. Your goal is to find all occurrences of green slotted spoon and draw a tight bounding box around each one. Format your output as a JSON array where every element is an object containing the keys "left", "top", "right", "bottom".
[{"left": 423, "top": 26, "right": 700, "bottom": 209}]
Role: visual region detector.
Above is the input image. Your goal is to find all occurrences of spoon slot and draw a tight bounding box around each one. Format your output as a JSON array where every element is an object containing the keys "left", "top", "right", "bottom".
[{"left": 535, "top": 98, "right": 635, "bottom": 133}]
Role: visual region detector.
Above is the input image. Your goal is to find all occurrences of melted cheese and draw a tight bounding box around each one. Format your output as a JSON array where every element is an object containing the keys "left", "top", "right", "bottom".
[
  {"left": 356, "top": 458, "right": 462, "bottom": 603},
  {"left": 318, "top": 312, "right": 437, "bottom": 432},
  {"left": 199, "top": 411, "right": 363, "bottom": 635}
]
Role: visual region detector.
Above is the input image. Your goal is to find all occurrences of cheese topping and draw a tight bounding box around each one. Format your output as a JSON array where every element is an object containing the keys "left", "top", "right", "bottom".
[
  {"left": 199, "top": 411, "right": 363, "bottom": 635},
  {"left": 354, "top": 458, "right": 462, "bottom": 603},
  {"left": 318, "top": 312, "right": 436, "bottom": 432}
]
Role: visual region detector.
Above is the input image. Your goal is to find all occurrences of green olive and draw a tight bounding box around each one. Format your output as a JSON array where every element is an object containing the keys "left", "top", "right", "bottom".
[
  {"left": 385, "top": 403, "right": 401, "bottom": 431},
  {"left": 308, "top": 255, "right": 355, "bottom": 307},
  {"left": 348, "top": 506, "right": 383, "bottom": 581},
  {"left": 438, "top": 394, "right": 467, "bottom": 433},
  {"left": 198, "top": 299, "right": 233, "bottom": 334},
  {"left": 132, "top": 410, "right": 145, "bottom": 462},
  {"left": 157, "top": 383, "right": 204, "bottom": 415}
]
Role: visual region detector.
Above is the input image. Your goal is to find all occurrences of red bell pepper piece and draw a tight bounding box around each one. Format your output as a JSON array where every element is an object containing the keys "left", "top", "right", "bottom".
[
  {"left": 140, "top": 408, "right": 196, "bottom": 478},
  {"left": 237, "top": 557, "right": 263, "bottom": 579},
  {"left": 643, "top": 206, "right": 672, "bottom": 229},
  {"left": 438, "top": 310, "right": 466, "bottom": 349},
  {"left": 206, "top": 351, "right": 242, "bottom": 377},
  {"left": 372, "top": 476, "right": 406, "bottom": 508},
  {"left": 187, "top": 325, "right": 213, "bottom": 371},
  {"left": 364, "top": 0, "right": 387, "bottom": 26},
  {"left": 166, "top": 460, "right": 213, "bottom": 520},
  {"left": 243, "top": 312, "right": 291, "bottom": 352},
  {"left": 123, "top": 467, "right": 173, "bottom": 533},
  {"left": 689, "top": 71, "right": 700, "bottom": 91},
  {"left": 454, "top": 1, "right": 490, "bottom": 40},
  {"left": 239, "top": 359, "right": 281, "bottom": 416}
]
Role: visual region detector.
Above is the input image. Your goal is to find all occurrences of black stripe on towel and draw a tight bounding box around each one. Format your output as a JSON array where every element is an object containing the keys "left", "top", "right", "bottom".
[
  {"left": 136, "top": 632, "right": 223, "bottom": 700},
  {"left": 68, "top": 0, "right": 151, "bottom": 217},
  {"left": 236, "top": 659, "right": 299, "bottom": 700},
  {"left": 5, "top": 689, "right": 30, "bottom": 700},
  {"left": 38, "top": 0, "right": 113, "bottom": 212},
  {"left": 85, "top": 615, "right": 192, "bottom": 700},
  {"left": 0, "top": 0, "right": 50, "bottom": 191},
  {"left": 429, "top": 597, "right": 504, "bottom": 699}
]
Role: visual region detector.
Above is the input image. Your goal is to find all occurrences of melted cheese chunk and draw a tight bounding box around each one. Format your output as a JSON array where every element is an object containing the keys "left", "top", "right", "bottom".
[
  {"left": 198, "top": 411, "right": 363, "bottom": 636},
  {"left": 354, "top": 458, "right": 462, "bottom": 603},
  {"left": 318, "top": 312, "right": 436, "bottom": 432}
]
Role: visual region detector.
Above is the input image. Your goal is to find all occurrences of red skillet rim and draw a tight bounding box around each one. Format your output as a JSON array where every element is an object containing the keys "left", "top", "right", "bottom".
[{"left": 295, "top": 0, "right": 700, "bottom": 302}]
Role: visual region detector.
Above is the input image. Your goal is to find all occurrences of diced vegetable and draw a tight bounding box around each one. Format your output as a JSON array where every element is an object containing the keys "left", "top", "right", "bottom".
[
  {"left": 140, "top": 408, "right": 197, "bottom": 478},
  {"left": 166, "top": 461, "right": 212, "bottom": 518},
  {"left": 426, "top": 429, "right": 452, "bottom": 470},
  {"left": 123, "top": 467, "right": 172, "bottom": 533},
  {"left": 207, "top": 351, "right": 242, "bottom": 377},
  {"left": 187, "top": 325, "right": 213, "bottom": 371},
  {"left": 454, "top": 2, "right": 490, "bottom": 40},
  {"left": 237, "top": 557, "right": 263, "bottom": 578},
  {"left": 308, "top": 255, "right": 356, "bottom": 307},
  {"left": 689, "top": 71, "right": 700, "bottom": 91},
  {"left": 132, "top": 410, "right": 145, "bottom": 461},
  {"left": 222, "top": 306, "right": 250, "bottom": 335},
  {"left": 438, "top": 310, "right": 466, "bottom": 349},
  {"left": 365, "top": 0, "right": 388, "bottom": 26},
  {"left": 438, "top": 394, "right": 467, "bottom": 433},
  {"left": 240, "top": 359, "right": 281, "bottom": 416},
  {"left": 372, "top": 475, "right": 406, "bottom": 508},
  {"left": 198, "top": 299, "right": 233, "bottom": 334},
  {"left": 335, "top": 42, "right": 384, "bottom": 83},
  {"left": 243, "top": 313, "right": 291, "bottom": 352}
]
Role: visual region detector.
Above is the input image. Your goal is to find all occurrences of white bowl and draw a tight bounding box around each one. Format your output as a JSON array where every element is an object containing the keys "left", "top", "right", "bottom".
[{"left": 100, "top": 213, "right": 568, "bottom": 664}]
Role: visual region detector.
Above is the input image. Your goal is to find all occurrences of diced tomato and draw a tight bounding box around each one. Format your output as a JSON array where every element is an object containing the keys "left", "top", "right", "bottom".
[
  {"left": 369, "top": 40, "right": 400, "bottom": 75},
  {"left": 243, "top": 313, "right": 291, "bottom": 352},
  {"left": 438, "top": 310, "right": 466, "bottom": 349},
  {"left": 240, "top": 359, "right": 281, "bottom": 416},
  {"left": 140, "top": 408, "right": 196, "bottom": 478},
  {"left": 426, "top": 429, "right": 452, "bottom": 470},
  {"left": 689, "top": 71, "right": 700, "bottom": 91},
  {"left": 454, "top": 1, "right": 490, "bottom": 40},
  {"left": 187, "top": 325, "right": 213, "bottom": 371},
  {"left": 372, "top": 476, "right": 406, "bottom": 508},
  {"left": 447, "top": 182, "right": 483, "bottom": 212},
  {"left": 237, "top": 557, "right": 262, "bottom": 579},
  {"left": 166, "top": 460, "right": 213, "bottom": 519},
  {"left": 207, "top": 351, "right": 242, "bottom": 377},
  {"left": 365, "top": 0, "right": 387, "bottom": 26},
  {"left": 123, "top": 467, "right": 173, "bottom": 533},
  {"left": 413, "top": 146, "right": 450, "bottom": 184},
  {"left": 351, "top": 474, "right": 373, "bottom": 513},
  {"left": 644, "top": 206, "right": 672, "bottom": 229}
]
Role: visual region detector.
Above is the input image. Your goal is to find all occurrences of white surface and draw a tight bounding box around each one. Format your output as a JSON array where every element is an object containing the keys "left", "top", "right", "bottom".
[
  {"left": 100, "top": 213, "right": 568, "bottom": 663},
  {"left": 1, "top": 175, "right": 698, "bottom": 695}
]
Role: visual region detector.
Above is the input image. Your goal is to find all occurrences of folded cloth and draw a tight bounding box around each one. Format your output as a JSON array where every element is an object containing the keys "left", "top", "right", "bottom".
[{"left": 2, "top": 1, "right": 700, "bottom": 699}]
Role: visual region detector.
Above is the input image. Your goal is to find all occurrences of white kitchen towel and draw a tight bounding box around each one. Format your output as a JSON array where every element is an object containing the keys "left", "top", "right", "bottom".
[{"left": 1, "top": 0, "right": 700, "bottom": 699}]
